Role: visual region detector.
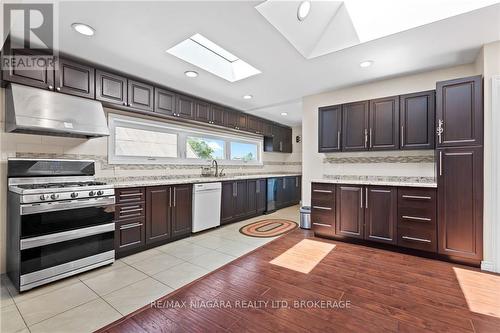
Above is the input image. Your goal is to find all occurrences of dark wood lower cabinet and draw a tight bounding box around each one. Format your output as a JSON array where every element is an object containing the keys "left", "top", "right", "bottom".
[
  {"left": 116, "top": 184, "right": 192, "bottom": 257},
  {"left": 335, "top": 185, "right": 364, "bottom": 239},
  {"left": 364, "top": 186, "right": 397, "bottom": 244},
  {"left": 313, "top": 178, "right": 482, "bottom": 266},
  {"left": 171, "top": 185, "right": 193, "bottom": 238},
  {"left": 437, "top": 147, "right": 483, "bottom": 261},
  {"left": 145, "top": 186, "right": 171, "bottom": 244}
]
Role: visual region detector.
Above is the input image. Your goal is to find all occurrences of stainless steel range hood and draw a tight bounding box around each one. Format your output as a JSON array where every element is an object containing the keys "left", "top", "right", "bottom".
[{"left": 5, "top": 83, "right": 109, "bottom": 138}]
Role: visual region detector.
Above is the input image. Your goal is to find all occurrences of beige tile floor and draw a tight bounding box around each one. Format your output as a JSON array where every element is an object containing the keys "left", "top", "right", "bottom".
[{"left": 0, "top": 205, "right": 300, "bottom": 333}]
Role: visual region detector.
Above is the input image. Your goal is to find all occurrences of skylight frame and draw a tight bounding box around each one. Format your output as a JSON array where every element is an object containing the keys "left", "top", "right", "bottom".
[{"left": 166, "top": 33, "right": 261, "bottom": 83}]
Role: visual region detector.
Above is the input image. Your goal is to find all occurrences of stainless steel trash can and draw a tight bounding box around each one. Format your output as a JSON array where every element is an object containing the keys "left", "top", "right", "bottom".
[{"left": 300, "top": 206, "right": 311, "bottom": 229}]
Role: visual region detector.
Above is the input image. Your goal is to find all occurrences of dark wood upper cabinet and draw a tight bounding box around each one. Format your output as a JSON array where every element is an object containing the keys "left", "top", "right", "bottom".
[
  {"left": 248, "top": 116, "right": 263, "bottom": 134},
  {"left": 237, "top": 114, "right": 248, "bottom": 131},
  {"left": 55, "top": 58, "right": 94, "bottom": 98},
  {"left": 195, "top": 100, "right": 211, "bottom": 123},
  {"left": 342, "top": 101, "right": 369, "bottom": 151},
  {"left": 335, "top": 185, "right": 364, "bottom": 238},
  {"left": 436, "top": 75, "right": 483, "bottom": 147},
  {"left": 369, "top": 96, "right": 399, "bottom": 150},
  {"left": 95, "top": 70, "right": 127, "bottom": 106},
  {"left": 154, "top": 88, "right": 176, "bottom": 116},
  {"left": 224, "top": 110, "right": 238, "bottom": 128},
  {"left": 145, "top": 186, "right": 171, "bottom": 244},
  {"left": 437, "top": 146, "right": 483, "bottom": 261},
  {"left": 210, "top": 105, "right": 225, "bottom": 126},
  {"left": 2, "top": 47, "right": 55, "bottom": 90},
  {"left": 176, "top": 95, "right": 195, "bottom": 119},
  {"left": 400, "top": 90, "right": 435, "bottom": 150},
  {"left": 128, "top": 80, "right": 154, "bottom": 112},
  {"left": 364, "top": 186, "right": 397, "bottom": 244},
  {"left": 171, "top": 185, "right": 192, "bottom": 238},
  {"left": 283, "top": 127, "right": 293, "bottom": 153},
  {"left": 318, "top": 105, "right": 342, "bottom": 152},
  {"left": 263, "top": 122, "right": 273, "bottom": 137}
]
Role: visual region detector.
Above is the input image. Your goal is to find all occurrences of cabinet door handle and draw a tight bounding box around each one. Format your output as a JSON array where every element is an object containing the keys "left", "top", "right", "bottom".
[
  {"left": 233, "top": 183, "right": 237, "bottom": 197},
  {"left": 369, "top": 128, "right": 373, "bottom": 148},
  {"left": 402, "top": 215, "right": 431, "bottom": 222},
  {"left": 337, "top": 131, "right": 341, "bottom": 150},
  {"left": 364, "top": 129, "right": 368, "bottom": 148},
  {"left": 312, "top": 206, "right": 332, "bottom": 211},
  {"left": 313, "top": 189, "right": 333, "bottom": 193},
  {"left": 365, "top": 188, "right": 368, "bottom": 209},
  {"left": 439, "top": 151, "right": 443, "bottom": 176},
  {"left": 256, "top": 181, "right": 260, "bottom": 194},
  {"left": 173, "top": 187, "right": 176, "bottom": 207},
  {"left": 402, "top": 236, "right": 431, "bottom": 243},
  {"left": 48, "top": 85, "right": 53, "bottom": 90},
  {"left": 360, "top": 190, "right": 363, "bottom": 208},
  {"left": 296, "top": 177, "right": 299, "bottom": 187},
  {"left": 312, "top": 222, "right": 331, "bottom": 227},
  {"left": 401, "top": 195, "right": 431, "bottom": 200},
  {"left": 120, "top": 222, "right": 143, "bottom": 230},
  {"left": 437, "top": 119, "right": 444, "bottom": 144},
  {"left": 169, "top": 187, "right": 172, "bottom": 207},
  {"left": 401, "top": 125, "right": 404, "bottom": 146}
]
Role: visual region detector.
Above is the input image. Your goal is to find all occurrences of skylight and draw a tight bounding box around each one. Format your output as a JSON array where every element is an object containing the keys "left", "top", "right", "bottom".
[{"left": 167, "top": 33, "right": 261, "bottom": 82}]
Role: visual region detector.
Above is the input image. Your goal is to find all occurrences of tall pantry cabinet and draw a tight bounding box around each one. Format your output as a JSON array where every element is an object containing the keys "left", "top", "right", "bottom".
[{"left": 435, "top": 75, "right": 483, "bottom": 263}]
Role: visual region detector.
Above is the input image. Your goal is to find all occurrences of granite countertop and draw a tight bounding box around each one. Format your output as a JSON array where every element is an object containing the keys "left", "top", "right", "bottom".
[
  {"left": 312, "top": 176, "right": 437, "bottom": 188},
  {"left": 103, "top": 173, "right": 302, "bottom": 188}
]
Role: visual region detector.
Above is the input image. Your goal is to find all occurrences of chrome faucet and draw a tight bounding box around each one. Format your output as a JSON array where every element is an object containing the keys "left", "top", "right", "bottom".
[{"left": 211, "top": 160, "right": 218, "bottom": 177}]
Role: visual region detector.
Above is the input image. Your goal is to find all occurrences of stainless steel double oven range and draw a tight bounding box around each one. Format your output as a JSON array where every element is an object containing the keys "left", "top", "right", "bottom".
[{"left": 7, "top": 159, "right": 115, "bottom": 292}]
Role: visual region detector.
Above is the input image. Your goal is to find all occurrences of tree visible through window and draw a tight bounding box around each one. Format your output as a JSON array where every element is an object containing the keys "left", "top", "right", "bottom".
[
  {"left": 230, "top": 141, "right": 258, "bottom": 162},
  {"left": 187, "top": 137, "right": 224, "bottom": 159}
]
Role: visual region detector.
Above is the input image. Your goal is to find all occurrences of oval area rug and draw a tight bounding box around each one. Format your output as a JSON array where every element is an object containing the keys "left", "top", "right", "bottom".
[{"left": 239, "top": 219, "right": 298, "bottom": 238}]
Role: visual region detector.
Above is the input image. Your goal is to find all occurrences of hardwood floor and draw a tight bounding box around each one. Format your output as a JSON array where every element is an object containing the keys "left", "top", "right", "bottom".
[{"left": 98, "top": 230, "right": 500, "bottom": 333}]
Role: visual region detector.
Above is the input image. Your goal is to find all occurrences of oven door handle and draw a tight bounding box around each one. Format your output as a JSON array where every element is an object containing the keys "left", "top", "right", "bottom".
[
  {"left": 20, "top": 222, "right": 115, "bottom": 250},
  {"left": 20, "top": 196, "right": 115, "bottom": 215}
]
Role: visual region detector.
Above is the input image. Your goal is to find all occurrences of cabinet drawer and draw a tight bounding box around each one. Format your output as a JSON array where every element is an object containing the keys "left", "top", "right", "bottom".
[
  {"left": 397, "top": 226, "right": 437, "bottom": 252},
  {"left": 115, "top": 219, "right": 145, "bottom": 252},
  {"left": 311, "top": 183, "right": 335, "bottom": 203},
  {"left": 116, "top": 203, "right": 145, "bottom": 221},
  {"left": 116, "top": 187, "right": 145, "bottom": 204},
  {"left": 398, "top": 188, "right": 436, "bottom": 208},
  {"left": 311, "top": 208, "right": 335, "bottom": 237}
]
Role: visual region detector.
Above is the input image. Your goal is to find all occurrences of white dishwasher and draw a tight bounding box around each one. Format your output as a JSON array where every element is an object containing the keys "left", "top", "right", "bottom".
[{"left": 192, "top": 182, "right": 222, "bottom": 233}]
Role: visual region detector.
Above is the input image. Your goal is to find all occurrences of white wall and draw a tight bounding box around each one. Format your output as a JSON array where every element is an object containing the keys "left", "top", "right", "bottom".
[{"left": 0, "top": 88, "right": 302, "bottom": 273}]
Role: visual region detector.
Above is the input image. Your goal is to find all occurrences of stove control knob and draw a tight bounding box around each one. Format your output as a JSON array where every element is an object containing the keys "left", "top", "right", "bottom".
[
  {"left": 71, "top": 192, "right": 79, "bottom": 199},
  {"left": 50, "top": 194, "right": 59, "bottom": 200},
  {"left": 89, "top": 191, "right": 95, "bottom": 197},
  {"left": 39, "top": 194, "right": 48, "bottom": 201},
  {"left": 96, "top": 190, "right": 104, "bottom": 196}
]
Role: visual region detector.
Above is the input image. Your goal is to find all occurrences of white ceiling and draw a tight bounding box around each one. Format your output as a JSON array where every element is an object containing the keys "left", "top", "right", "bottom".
[{"left": 46, "top": 1, "right": 500, "bottom": 125}]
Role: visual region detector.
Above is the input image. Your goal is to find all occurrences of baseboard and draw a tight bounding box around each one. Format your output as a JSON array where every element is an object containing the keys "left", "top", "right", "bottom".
[{"left": 481, "top": 260, "right": 496, "bottom": 272}]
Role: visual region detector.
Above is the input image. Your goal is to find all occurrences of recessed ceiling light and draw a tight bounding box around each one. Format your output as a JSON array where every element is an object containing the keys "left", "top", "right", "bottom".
[
  {"left": 184, "top": 71, "right": 198, "bottom": 78},
  {"left": 281, "top": 112, "right": 288, "bottom": 116},
  {"left": 297, "top": 1, "right": 311, "bottom": 21},
  {"left": 359, "top": 60, "right": 373, "bottom": 68},
  {"left": 243, "top": 95, "right": 253, "bottom": 100},
  {"left": 71, "top": 23, "right": 95, "bottom": 36}
]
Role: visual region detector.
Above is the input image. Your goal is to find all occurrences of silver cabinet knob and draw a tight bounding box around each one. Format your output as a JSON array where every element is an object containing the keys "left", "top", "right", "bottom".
[
  {"left": 56, "top": 87, "right": 61, "bottom": 91},
  {"left": 50, "top": 194, "right": 59, "bottom": 200},
  {"left": 70, "top": 192, "right": 78, "bottom": 198},
  {"left": 48, "top": 85, "right": 53, "bottom": 90}
]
